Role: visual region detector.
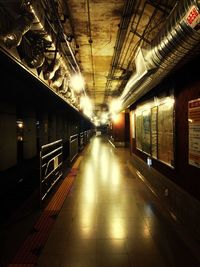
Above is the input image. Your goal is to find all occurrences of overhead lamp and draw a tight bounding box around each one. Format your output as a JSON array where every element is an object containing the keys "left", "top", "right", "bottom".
[
  {"left": 100, "top": 112, "right": 109, "bottom": 125},
  {"left": 111, "top": 113, "right": 120, "bottom": 123},
  {"left": 94, "top": 120, "right": 100, "bottom": 127},
  {"left": 70, "top": 74, "right": 85, "bottom": 93},
  {"left": 80, "top": 96, "right": 93, "bottom": 118},
  {"left": 109, "top": 98, "right": 122, "bottom": 114}
]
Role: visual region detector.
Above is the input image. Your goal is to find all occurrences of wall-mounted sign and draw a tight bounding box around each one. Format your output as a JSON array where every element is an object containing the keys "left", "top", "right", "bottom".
[
  {"left": 188, "top": 98, "right": 200, "bottom": 168},
  {"left": 185, "top": 5, "right": 200, "bottom": 29}
]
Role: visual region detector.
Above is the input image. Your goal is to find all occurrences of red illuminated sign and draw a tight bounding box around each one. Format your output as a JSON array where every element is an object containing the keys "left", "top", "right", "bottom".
[{"left": 185, "top": 5, "right": 200, "bottom": 29}]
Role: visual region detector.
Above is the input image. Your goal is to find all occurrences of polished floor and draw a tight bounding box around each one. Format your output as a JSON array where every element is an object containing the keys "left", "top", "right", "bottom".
[{"left": 38, "top": 136, "right": 200, "bottom": 267}]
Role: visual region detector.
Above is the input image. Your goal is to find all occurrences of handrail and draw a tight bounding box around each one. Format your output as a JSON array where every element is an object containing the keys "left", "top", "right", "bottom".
[
  {"left": 69, "top": 134, "right": 78, "bottom": 162},
  {"left": 40, "top": 139, "right": 63, "bottom": 205},
  {"left": 70, "top": 133, "right": 78, "bottom": 141},
  {"left": 41, "top": 139, "right": 62, "bottom": 149}
]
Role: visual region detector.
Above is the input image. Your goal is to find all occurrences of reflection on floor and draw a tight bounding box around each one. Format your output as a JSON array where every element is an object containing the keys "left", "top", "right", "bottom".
[{"left": 38, "top": 136, "right": 200, "bottom": 267}]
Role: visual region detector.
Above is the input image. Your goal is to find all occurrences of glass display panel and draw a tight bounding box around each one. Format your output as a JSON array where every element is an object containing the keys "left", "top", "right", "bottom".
[
  {"left": 136, "top": 114, "right": 142, "bottom": 150},
  {"left": 157, "top": 101, "right": 174, "bottom": 166},
  {"left": 141, "top": 109, "right": 151, "bottom": 154},
  {"left": 151, "top": 106, "right": 157, "bottom": 158},
  {"left": 188, "top": 98, "right": 200, "bottom": 168}
]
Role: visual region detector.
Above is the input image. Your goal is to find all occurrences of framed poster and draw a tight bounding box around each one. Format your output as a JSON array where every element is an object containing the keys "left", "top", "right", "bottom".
[
  {"left": 130, "top": 111, "right": 135, "bottom": 139},
  {"left": 136, "top": 114, "right": 142, "bottom": 150},
  {"left": 188, "top": 98, "right": 200, "bottom": 168},
  {"left": 142, "top": 109, "right": 151, "bottom": 154},
  {"left": 158, "top": 101, "right": 174, "bottom": 166},
  {"left": 151, "top": 106, "right": 158, "bottom": 158}
]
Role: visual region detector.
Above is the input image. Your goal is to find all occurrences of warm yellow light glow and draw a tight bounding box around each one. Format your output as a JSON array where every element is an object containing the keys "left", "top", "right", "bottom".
[
  {"left": 80, "top": 96, "right": 90, "bottom": 109},
  {"left": 91, "top": 137, "right": 100, "bottom": 157},
  {"left": 70, "top": 74, "right": 85, "bottom": 93},
  {"left": 142, "top": 109, "right": 150, "bottom": 116},
  {"left": 80, "top": 95, "right": 93, "bottom": 118},
  {"left": 136, "top": 104, "right": 151, "bottom": 115},
  {"left": 18, "top": 123, "right": 23, "bottom": 128},
  {"left": 143, "top": 225, "right": 150, "bottom": 238},
  {"left": 94, "top": 120, "right": 100, "bottom": 126},
  {"left": 17, "top": 120, "right": 23, "bottom": 128},
  {"left": 100, "top": 112, "right": 109, "bottom": 124},
  {"left": 100, "top": 149, "right": 109, "bottom": 181},
  {"left": 164, "top": 97, "right": 175, "bottom": 107},
  {"left": 110, "top": 162, "right": 120, "bottom": 186},
  {"left": 109, "top": 218, "right": 125, "bottom": 239},
  {"left": 136, "top": 96, "right": 175, "bottom": 115},
  {"left": 154, "top": 96, "right": 159, "bottom": 106},
  {"left": 109, "top": 98, "right": 122, "bottom": 114},
  {"left": 111, "top": 113, "right": 120, "bottom": 123}
]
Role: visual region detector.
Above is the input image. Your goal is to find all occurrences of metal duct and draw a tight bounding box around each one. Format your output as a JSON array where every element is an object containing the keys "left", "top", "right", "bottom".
[
  {"left": 59, "top": 77, "right": 69, "bottom": 94},
  {"left": 25, "top": 46, "right": 45, "bottom": 68},
  {"left": 0, "top": 12, "right": 34, "bottom": 48},
  {"left": 121, "top": 0, "right": 200, "bottom": 109},
  {"left": 52, "top": 66, "right": 65, "bottom": 88},
  {"left": 43, "top": 58, "right": 60, "bottom": 80}
]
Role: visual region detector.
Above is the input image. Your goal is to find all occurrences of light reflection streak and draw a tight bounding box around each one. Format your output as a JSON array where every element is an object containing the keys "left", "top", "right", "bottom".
[
  {"left": 78, "top": 137, "right": 125, "bottom": 238},
  {"left": 78, "top": 163, "right": 96, "bottom": 235},
  {"left": 109, "top": 218, "right": 125, "bottom": 239},
  {"left": 110, "top": 161, "right": 120, "bottom": 187}
]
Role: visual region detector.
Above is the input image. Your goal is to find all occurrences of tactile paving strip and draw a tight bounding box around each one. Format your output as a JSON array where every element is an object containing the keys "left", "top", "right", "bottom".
[{"left": 7, "top": 167, "right": 78, "bottom": 267}]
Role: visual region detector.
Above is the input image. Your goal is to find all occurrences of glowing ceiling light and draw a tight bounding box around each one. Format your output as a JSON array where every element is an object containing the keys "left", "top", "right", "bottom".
[
  {"left": 109, "top": 98, "right": 122, "bottom": 114},
  {"left": 70, "top": 74, "right": 85, "bottom": 93},
  {"left": 100, "top": 112, "right": 109, "bottom": 125},
  {"left": 17, "top": 120, "right": 23, "bottom": 128},
  {"left": 94, "top": 121, "right": 100, "bottom": 126},
  {"left": 80, "top": 96, "right": 93, "bottom": 118},
  {"left": 111, "top": 113, "right": 120, "bottom": 123}
]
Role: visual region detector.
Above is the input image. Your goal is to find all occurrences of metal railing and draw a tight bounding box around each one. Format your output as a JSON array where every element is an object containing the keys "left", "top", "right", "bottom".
[
  {"left": 69, "top": 134, "right": 78, "bottom": 162},
  {"left": 79, "top": 132, "right": 84, "bottom": 151},
  {"left": 40, "top": 139, "right": 63, "bottom": 204}
]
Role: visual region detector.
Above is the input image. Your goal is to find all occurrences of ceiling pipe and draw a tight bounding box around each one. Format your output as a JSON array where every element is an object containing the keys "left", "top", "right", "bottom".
[
  {"left": 120, "top": 0, "right": 200, "bottom": 109},
  {"left": 43, "top": 58, "right": 60, "bottom": 80},
  {"left": 48, "top": 0, "right": 80, "bottom": 74},
  {"left": 104, "top": 0, "right": 137, "bottom": 101},
  {"left": 59, "top": 76, "right": 69, "bottom": 94},
  {"left": 25, "top": 45, "right": 45, "bottom": 68},
  {"left": 0, "top": 11, "right": 34, "bottom": 48}
]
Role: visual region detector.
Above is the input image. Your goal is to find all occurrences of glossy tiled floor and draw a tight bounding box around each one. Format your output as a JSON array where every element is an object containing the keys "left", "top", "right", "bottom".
[{"left": 38, "top": 136, "right": 200, "bottom": 267}]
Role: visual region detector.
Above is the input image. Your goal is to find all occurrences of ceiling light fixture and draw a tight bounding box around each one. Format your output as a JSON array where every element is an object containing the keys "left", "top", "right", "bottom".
[
  {"left": 80, "top": 95, "right": 93, "bottom": 118},
  {"left": 70, "top": 73, "right": 85, "bottom": 93},
  {"left": 109, "top": 98, "right": 122, "bottom": 114}
]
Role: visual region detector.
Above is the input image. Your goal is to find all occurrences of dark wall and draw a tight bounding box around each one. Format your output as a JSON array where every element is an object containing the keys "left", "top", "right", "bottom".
[
  {"left": 111, "top": 112, "right": 130, "bottom": 146},
  {"left": 112, "top": 113, "right": 125, "bottom": 142},
  {"left": 130, "top": 56, "right": 200, "bottom": 201},
  {"left": 175, "top": 62, "right": 200, "bottom": 199},
  {"left": 0, "top": 50, "right": 93, "bottom": 221}
]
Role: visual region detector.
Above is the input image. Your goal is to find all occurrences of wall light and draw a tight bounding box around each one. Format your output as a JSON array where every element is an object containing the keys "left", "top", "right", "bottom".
[{"left": 17, "top": 120, "right": 24, "bottom": 128}]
